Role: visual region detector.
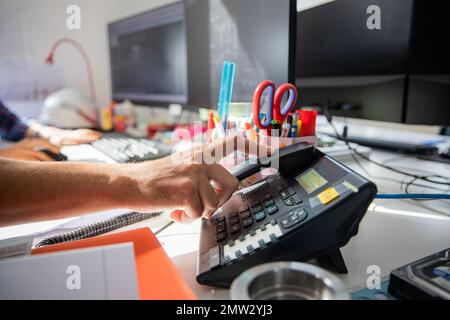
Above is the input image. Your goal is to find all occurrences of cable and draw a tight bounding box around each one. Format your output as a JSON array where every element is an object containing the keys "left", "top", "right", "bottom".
[
  {"left": 154, "top": 221, "right": 175, "bottom": 236},
  {"left": 323, "top": 112, "right": 450, "bottom": 187},
  {"left": 375, "top": 193, "right": 450, "bottom": 200}
]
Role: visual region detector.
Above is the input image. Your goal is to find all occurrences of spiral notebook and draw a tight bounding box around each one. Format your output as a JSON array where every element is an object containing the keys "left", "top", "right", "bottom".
[{"left": 34, "top": 211, "right": 162, "bottom": 248}]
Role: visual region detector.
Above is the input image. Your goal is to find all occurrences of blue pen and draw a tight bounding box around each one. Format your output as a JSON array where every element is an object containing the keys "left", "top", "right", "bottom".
[{"left": 217, "top": 61, "right": 236, "bottom": 133}]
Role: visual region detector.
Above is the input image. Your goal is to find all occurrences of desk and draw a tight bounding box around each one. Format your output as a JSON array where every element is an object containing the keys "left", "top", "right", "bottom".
[{"left": 0, "top": 148, "right": 449, "bottom": 300}]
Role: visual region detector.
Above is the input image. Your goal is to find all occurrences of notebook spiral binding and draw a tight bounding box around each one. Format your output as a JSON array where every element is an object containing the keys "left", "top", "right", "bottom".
[{"left": 35, "top": 211, "right": 162, "bottom": 248}]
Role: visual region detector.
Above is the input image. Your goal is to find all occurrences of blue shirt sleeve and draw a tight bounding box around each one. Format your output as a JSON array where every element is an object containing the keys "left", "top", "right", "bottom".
[{"left": 0, "top": 100, "right": 29, "bottom": 141}]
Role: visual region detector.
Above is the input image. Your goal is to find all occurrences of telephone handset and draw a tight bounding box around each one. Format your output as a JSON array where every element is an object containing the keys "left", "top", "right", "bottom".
[{"left": 197, "top": 143, "right": 377, "bottom": 287}]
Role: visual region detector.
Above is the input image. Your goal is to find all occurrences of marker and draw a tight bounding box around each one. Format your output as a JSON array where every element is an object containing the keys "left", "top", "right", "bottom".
[
  {"left": 213, "top": 115, "right": 226, "bottom": 138},
  {"left": 297, "top": 120, "right": 302, "bottom": 137},
  {"left": 217, "top": 61, "right": 236, "bottom": 133},
  {"left": 207, "top": 112, "right": 215, "bottom": 142},
  {"left": 271, "top": 120, "right": 281, "bottom": 137}
]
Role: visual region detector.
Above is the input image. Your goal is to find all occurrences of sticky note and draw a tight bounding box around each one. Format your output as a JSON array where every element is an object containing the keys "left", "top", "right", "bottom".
[{"left": 318, "top": 187, "right": 340, "bottom": 205}]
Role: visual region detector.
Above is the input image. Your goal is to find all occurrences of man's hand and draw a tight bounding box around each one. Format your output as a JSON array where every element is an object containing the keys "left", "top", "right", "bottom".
[
  {"left": 0, "top": 138, "right": 61, "bottom": 161},
  {"left": 122, "top": 135, "right": 270, "bottom": 224},
  {"left": 28, "top": 122, "right": 102, "bottom": 146},
  {"left": 47, "top": 128, "right": 102, "bottom": 146}
]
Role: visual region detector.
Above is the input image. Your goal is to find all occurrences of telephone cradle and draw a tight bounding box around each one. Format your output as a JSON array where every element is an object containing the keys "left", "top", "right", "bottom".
[{"left": 196, "top": 143, "right": 377, "bottom": 288}]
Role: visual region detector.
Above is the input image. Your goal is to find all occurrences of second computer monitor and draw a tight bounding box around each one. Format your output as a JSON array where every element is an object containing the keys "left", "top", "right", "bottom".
[
  {"left": 185, "top": 0, "right": 296, "bottom": 109},
  {"left": 108, "top": 2, "right": 187, "bottom": 105}
]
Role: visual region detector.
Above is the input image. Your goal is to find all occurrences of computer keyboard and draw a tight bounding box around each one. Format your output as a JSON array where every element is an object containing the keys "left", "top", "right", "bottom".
[{"left": 90, "top": 132, "right": 172, "bottom": 163}]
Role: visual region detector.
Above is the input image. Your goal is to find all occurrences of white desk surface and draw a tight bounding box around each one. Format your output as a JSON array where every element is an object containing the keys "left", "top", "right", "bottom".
[{"left": 0, "top": 149, "right": 449, "bottom": 300}]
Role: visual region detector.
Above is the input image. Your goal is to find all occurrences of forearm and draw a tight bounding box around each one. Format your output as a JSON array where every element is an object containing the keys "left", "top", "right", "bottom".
[{"left": 0, "top": 159, "right": 138, "bottom": 227}]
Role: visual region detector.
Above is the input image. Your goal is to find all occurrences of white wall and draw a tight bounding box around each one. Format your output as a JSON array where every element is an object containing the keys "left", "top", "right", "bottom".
[{"left": 0, "top": 0, "right": 174, "bottom": 107}]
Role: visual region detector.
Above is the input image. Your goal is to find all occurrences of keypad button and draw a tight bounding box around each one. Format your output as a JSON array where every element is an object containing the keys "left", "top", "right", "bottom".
[
  {"left": 252, "top": 205, "right": 263, "bottom": 213},
  {"left": 264, "top": 199, "right": 275, "bottom": 207},
  {"left": 264, "top": 194, "right": 272, "bottom": 200},
  {"left": 258, "top": 239, "right": 266, "bottom": 247},
  {"left": 276, "top": 185, "right": 283, "bottom": 192},
  {"left": 287, "top": 187, "right": 296, "bottom": 195},
  {"left": 251, "top": 200, "right": 260, "bottom": 207},
  {"left": 229, "top": 212, "right": 238, "bottom": 218},
  {"left": 284, "top": 197, "right": 294, "bottom": 206},
  {"left": 229, "top": 216, "right": 240, "bottom": 225},
  {"left": 242, "top": 217, "right": 254, "bottom": 228},
  {"left": 292, "top": 194, "right": 303, "bottom": 204},
  {"left": 239, "top": 206, "right": 249, "bottom": 213},
  {"left": 216, "top": 221, "right": 226, "bottom": 233},
  {"left": 215, "top": 215, "right": 225, "bottom": 223},
  {"left": 215, "top": 232, "right": 227, "bottom": 242},
  {"left": 228, "top": 240, "right": 235, "bottom": 247},
  {"left": 247, "top": 245, "right": 254, "bottom": 253},
  {"left": 209, "top": 246, "right": 221, "bottom": 269},
  {"left": 269, "top": 233, "right": 277, "bottom": 241},
  {"left": 222, "top": 256, "right": 231, "bottom": 264},
  {"left": 230, "top": 224, "right": 240, "bottom": 234},
  {"left": 235, "top": 250, "right": 243, "bottom": 258},
  {"left": 254, "top": 211, "right": 266, "bottom": 222},
  {"left": 260, "top": 224, "right": 267, "bottom": 231},
  {"left": 240, "top": 210, "right": 251, "bottom": 219},
  {"left": 280, "top": 191, "right": 289, "bottom": 199},
  {"left": 280, "top": 209, "right": 308, "bottom": 229},
  {"left": 266, "top": 205, "right": 279, "bottom": 215}
]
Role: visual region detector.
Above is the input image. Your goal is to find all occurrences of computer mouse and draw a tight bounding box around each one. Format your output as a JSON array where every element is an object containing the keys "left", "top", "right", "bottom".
[{"left": 37, "top": 148, "right": 68, "bottom": 161}]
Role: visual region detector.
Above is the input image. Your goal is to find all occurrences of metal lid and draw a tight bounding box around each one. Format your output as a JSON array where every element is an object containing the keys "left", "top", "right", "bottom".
[{"left": 230, "top": 262, "right": 350, "bottom": 300}]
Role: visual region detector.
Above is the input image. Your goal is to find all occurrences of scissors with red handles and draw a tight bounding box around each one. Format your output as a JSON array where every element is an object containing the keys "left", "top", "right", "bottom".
[{"left": 252, "top": 80, "right": 298, "bottom": 130}]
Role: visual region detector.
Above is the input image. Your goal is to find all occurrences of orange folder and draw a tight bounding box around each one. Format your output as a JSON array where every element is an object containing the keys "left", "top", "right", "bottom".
[{"left": 32, "top": 228, "right": 196, "bottom": 300}]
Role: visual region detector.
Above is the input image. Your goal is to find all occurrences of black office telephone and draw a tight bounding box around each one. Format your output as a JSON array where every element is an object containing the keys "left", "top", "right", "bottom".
[{"left": 196, "top": 143, "right": 377, "bottom": 287}]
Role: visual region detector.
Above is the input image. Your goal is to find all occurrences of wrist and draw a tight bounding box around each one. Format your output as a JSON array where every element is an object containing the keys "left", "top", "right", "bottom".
[{"left": 106, "top": 163, "right": 149, "bottom": 210}]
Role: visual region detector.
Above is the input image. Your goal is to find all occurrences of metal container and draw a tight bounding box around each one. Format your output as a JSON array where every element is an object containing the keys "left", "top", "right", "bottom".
[{"left": 230, "top": 262, "right": 350, "bottom": 300}]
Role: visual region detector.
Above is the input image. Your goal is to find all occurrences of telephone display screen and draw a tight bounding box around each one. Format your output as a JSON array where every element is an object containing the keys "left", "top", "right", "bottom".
[{"left": 296, "top": 169, "right": 328, "bottom": 194}]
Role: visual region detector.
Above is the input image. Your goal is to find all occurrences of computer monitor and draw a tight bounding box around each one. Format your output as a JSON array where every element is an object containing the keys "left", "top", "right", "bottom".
[
  {"left": 295, "top": 0, "right": 450, "bottom": 125},
  {"left": 185, "top": 0, "right": 297, "bottom": 109},
  {"left": 108, "top": 2, "right": 187, "bottom": 105}
]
